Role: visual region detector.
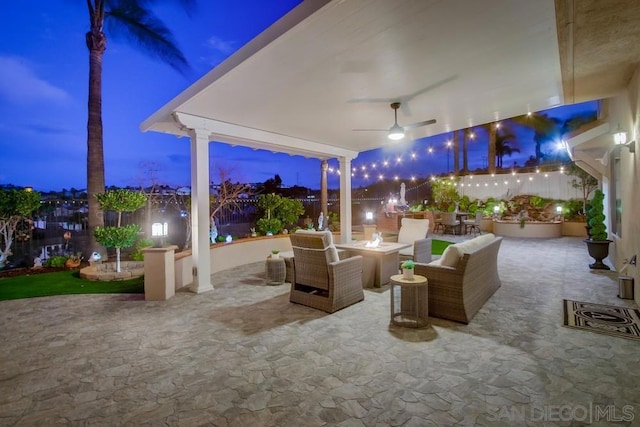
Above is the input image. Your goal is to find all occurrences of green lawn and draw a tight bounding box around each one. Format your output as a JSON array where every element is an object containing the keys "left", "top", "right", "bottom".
[
  {"left": 0, "top": 271, "right": 144, "bottom": 301},
  {"left": 0, "top": 241, "right": 452, "bottom": 301},
  {"left": 432, "top": 239, "right": 454, "bottom": 256}
]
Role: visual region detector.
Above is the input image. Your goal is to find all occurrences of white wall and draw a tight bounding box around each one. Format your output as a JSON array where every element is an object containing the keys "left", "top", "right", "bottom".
[
  {"left": 607, "top": 66, "right": 640, "bottom": 305},
  {"left": 456, "top": 171, "right": 582, "bottom": 201}
]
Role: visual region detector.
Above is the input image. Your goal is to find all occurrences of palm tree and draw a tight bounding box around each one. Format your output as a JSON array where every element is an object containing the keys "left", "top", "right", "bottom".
[
  {"left": 511, "top": 113, "right": 560, "bottom": 163},
  {"left": 85, "top": 0, "right": 192, "bottom": 256},
  {"left": 494, "top": 129, "right": 520, "bottom": 168},
  {"left": 452, "top": 130, "right": 460, "bottom": 174},
  {"left": 487, "top": 123, "right": 497, "bottom": 174}
]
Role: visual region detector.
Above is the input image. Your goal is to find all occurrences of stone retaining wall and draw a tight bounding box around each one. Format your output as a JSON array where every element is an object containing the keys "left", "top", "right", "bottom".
[{"left": 80, "top": 261, "right": 145, "bottom": 281}]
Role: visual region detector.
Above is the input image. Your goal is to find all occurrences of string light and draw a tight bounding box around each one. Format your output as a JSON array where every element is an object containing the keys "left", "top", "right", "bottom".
[{"left": 323, "top": 139, "right": 568, "bottom": 184}]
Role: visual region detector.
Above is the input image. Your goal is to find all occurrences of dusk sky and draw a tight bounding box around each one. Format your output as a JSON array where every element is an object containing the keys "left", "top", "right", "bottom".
[{"left": 1, "top": 1, "right": 598, "bottom": 192}]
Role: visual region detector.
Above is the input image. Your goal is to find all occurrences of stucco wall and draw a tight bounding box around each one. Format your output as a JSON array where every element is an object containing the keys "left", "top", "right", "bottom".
[
  {"left": 174, "top": 235, "right": 293, "bottom": 290},
  {"left": 605, "top": 66, "right": 639, "bottom": 305}
]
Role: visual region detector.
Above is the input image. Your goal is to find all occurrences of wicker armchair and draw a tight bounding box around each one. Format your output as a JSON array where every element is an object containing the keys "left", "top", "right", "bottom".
[{"left": 289, "top": 231, "right": 364, "bottom": 313}]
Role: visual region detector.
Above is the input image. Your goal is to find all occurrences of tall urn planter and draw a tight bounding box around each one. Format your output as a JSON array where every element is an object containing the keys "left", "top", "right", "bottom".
[
  {"left": 584, "top": 239, "right": 612, "bottom": 270},
  {"left": 584, "top": 189, "right": 611, "bottom": 270}
]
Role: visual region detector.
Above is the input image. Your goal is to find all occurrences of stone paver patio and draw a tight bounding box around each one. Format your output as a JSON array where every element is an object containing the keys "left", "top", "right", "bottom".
[{"left": 1, "top": 237, "right": 638, "bottom": 426}]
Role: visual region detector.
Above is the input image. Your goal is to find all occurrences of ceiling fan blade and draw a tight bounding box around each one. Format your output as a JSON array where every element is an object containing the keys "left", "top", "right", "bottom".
[
  {"left": 352, "top": 128, "right": 387, "bottom": 132},
  {"left": 404, "top": 119, "right": 437, "bottom": 130},
  {"left": 347, "top": 98, "right": 394, "bottom": 104}
]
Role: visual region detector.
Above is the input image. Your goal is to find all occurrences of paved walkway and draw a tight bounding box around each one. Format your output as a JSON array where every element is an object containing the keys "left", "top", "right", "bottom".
[{"left": 1, "top": 237, "right": 638, "bottom": 426}]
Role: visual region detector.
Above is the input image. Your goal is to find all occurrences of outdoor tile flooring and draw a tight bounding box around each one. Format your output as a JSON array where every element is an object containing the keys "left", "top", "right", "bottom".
[{"left": 1, "top": 236, "right": 639, "bottom": 426}]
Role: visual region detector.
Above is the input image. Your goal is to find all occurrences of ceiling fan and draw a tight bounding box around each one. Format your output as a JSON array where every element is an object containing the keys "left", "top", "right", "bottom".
[{"left": 353, "top": 102, "right": 436, "bottom": 141}]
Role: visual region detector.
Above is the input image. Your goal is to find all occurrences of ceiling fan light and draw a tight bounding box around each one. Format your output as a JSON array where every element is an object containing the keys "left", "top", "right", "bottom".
[{"left": 388, "top": 124, "right": 405, "bottom": 141}]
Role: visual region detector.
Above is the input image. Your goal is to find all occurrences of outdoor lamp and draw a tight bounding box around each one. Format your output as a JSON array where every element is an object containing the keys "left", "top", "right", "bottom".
[
  {"left": 365, "top": 211, "right": 373, "bottom": 221},
  {"left": 493, "top": 206, "right": 500, "bottom": 214},
  {"left": 613, "top": 125, "right": 636, "bottom": 153},
  {"left": 152, "top": 222, "right": 168, "bottom": 246},
  {"left": 152, "top": 222, "right": 168, "bottom": 237},
  {"left": 556, "top": 206, "right": 562, "bottom": 215},
  {"left": 225, "top": 235, "right": 233, "bottom": 243}
]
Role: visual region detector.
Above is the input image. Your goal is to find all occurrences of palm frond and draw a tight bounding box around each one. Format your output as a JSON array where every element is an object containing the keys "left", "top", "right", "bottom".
[{"left": 105, "top": 1, "right": 191, "bottom": 75}]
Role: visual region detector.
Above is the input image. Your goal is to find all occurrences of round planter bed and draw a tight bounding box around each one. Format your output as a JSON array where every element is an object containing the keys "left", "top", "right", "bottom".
[{"left": 80, "top": 261, "right": 145, "bottom": 281}]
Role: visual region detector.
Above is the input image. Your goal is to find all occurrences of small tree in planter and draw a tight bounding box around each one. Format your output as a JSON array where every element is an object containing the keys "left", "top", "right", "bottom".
[
  {"left": 567, "top": 163, "right": 598, "bottom": 218},
  {"left": 0, "top": 188, "right": 41, "bottom": 269},
  {"left": 584, "top": 189, "right": 611, "bottom": 270},
  {"left": 94, "top": 189, "right": 147, "bottom": 273},
  {"left": 257, "top": 194, "right": 283, "bottom": 235}
]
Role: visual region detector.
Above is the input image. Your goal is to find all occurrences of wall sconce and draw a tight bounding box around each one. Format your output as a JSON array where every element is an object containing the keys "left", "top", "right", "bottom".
[
  {"left": 613, "top": 125, "right": 636, "bottom": 153},
  {"left": 152, "top": 222, "right": 168, "bottom": 246}
]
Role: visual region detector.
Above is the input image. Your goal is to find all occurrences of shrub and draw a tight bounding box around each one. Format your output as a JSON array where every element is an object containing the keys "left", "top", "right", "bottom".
[
  {"left": 131, "top": 237, "right": 155, "bottom": 261},
  {"left": 45, "top": 255, "right": 69, "bottom": 268},
  {"left": 257, "top": 218, "right": 282, "bottom": 235}
]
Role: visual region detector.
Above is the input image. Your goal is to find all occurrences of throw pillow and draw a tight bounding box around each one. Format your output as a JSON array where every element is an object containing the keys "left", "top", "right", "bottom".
[{"left": 439, "top": 244, "right": 462, "bottom": 267}]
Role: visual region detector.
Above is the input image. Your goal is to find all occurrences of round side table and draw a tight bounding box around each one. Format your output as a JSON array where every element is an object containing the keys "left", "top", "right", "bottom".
[
  {"left": 265, "top": 257, "right": 286, "bottom": 285},
  {"left": 389, "top": 274, "right": 429, "bottom": 327}
]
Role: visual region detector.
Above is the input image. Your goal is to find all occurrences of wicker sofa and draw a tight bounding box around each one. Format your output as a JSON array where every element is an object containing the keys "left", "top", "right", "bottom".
[
  {"left": 288, "top": 231, "right": 364, "bottom": 313},
  {"left": 414, "top": 233, "right": 502, "bottom": 324}
]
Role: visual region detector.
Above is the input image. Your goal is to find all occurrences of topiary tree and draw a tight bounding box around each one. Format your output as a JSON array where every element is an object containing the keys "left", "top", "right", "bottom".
[
  {"left": 257, "top": 194, "right": 284, "bottom": 235},
  {"left": 94, "top": 189, "right": 147, "bottom": 272},
  {"left": 587, "top": 189, "right": 607, "bottom": 241},
  {"left": 0, "top": 189, "right": 41, "bottom": 268}
]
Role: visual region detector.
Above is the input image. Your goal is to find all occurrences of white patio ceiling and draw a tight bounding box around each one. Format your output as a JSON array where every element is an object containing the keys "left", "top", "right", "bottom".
[{"left": 141, "top": 0, "right": 564, "bottom": 159}]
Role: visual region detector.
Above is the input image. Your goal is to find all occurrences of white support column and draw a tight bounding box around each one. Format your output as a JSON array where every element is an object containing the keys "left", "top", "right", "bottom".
[
  {"left": 338, "top": 156, "right": 353, "bottom": 243},
  {"left": 189, "top": 129, "right": 214, "bottom": 294}
]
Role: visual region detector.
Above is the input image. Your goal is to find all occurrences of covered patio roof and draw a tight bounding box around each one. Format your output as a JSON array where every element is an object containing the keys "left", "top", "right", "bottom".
[
  {"left": 142, "top": 0, "right": 639, "bottom": 160},
  {"left": 142, "top": 0, "right": 566, "bottom": 158}
]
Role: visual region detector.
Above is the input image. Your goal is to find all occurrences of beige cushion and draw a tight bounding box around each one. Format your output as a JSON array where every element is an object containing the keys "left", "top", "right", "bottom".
[
  {"left": 439, "top": 244, "right": 462, "bottom": 267},
  {"left": 475, "top": 233, "right": 495, "bottom": 245},
  {"left": 295, "top": 229, "right": 334, "bottom": 246},
  {"left": 326, "top": 244, "right": 340, "bottom": 263},
  {"left": 397, "top": 218, "right": 430, "bottom": 245},
  {"left": 457, "top": 233, "right": 495, "bottom": 254},
  {"left": 399, "top": 246, "right": 414, "bottom": 257}
]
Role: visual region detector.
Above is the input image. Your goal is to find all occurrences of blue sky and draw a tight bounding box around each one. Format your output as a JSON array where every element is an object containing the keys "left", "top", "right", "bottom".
[{"left": 0, "top": 1, "right": 597, "bottom": 192}]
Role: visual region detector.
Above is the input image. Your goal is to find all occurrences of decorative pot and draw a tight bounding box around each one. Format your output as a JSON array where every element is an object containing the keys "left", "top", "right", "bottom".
[
  {"left": 271, "top": 253, "right": 279, "bottom": 259},
  {"left": 402, "top": 268, "right": 414, "bottom": 280},
  {"left": 584, "top": 239, "right": 612, "bottom": 270}
]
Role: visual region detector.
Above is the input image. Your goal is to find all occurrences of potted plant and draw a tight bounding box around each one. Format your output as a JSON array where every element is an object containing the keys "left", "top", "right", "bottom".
[
  {"left": 401, "top": 260, "right": 415, "bottom": 279},
  {"left": 584, "top": 189, "right": 611, "bottom": 270},
  {"left": 271, "top": 250, "right": 280, "bottom": 259}
]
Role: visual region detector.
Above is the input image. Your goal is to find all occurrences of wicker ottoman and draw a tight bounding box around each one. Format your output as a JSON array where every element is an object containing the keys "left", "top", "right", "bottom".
[{"left": 265, "top": 257, "right": 286, "bottom": 285}]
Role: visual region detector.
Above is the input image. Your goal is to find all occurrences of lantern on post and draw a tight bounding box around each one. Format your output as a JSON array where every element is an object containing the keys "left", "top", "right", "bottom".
[{"left": 152, "top": 222, "right": 168, "bottom": 247}]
